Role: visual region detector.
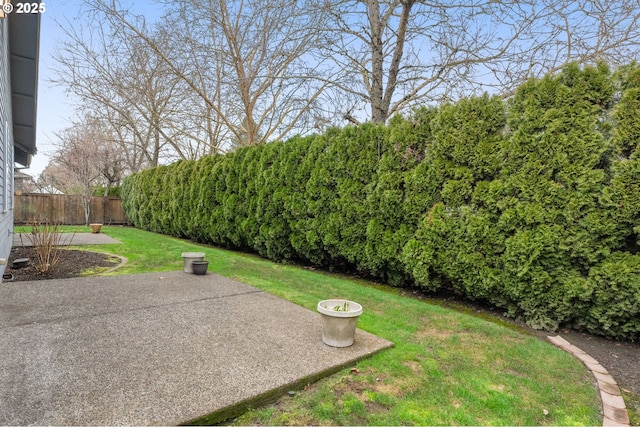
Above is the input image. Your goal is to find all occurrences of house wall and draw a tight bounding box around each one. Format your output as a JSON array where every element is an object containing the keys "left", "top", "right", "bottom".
[{"left": 0, "top": 17, "right": 14, "bottom": 280}]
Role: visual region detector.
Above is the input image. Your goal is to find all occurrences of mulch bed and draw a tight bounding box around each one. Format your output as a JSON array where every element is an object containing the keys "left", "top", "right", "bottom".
[{"left": 5, "top": 246, "right": 120, "bottom": 281}]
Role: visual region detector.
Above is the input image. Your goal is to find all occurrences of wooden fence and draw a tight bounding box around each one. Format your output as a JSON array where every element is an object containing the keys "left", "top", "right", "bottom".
[{"left": 13, "top": 193, "right": 129, "bottom": 225}]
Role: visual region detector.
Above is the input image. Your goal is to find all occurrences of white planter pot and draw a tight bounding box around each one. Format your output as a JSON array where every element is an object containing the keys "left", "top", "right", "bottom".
[
  {"left": 181, "top": 252, "right": 205, "bottom": 273},
  {"left": 317, "top": 299, "right": 363, "bottom": 347}
]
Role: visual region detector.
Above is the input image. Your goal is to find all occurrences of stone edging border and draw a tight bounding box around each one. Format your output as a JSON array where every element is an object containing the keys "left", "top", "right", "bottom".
[
  {"left": 98, "top": 254, "right": 128, "bottom": 275},
  {"left": 547, "top": 335, "right": 630, "bottom": 426}
]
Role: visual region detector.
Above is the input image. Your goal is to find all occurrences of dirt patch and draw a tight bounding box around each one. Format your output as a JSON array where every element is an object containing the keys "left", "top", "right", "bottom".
[
  {"left": 415, "top": 325, "right": 454, "bottom": 341},
  {"left": 4, "top": 246, "right": 121, "bottom": 281},
  {"left": 403, "top": 360, "right": 423, "bottom": 374}
]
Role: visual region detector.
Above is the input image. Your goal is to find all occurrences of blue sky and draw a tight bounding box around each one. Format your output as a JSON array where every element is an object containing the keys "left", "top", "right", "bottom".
[
  {"left": 31, "top": 0, "right": 160, "bottom": 177},
  {"left": 30, "top": 0, "right": 77, "bottom": 176}
]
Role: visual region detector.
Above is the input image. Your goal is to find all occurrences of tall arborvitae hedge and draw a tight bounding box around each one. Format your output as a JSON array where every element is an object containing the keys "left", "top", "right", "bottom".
[{"left": 121, "top": 62, "right": 640, "bottom": 340}]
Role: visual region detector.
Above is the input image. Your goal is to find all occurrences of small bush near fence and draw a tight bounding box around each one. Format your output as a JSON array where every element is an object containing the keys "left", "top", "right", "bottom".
[{"left": 121, "top": 62, "right": 640, "bottom": 340}]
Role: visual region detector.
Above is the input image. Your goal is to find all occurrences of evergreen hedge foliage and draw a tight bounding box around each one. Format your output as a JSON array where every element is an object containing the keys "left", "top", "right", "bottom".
[{"left": 121, "top": 63, "right": 640, "bottom": 340}]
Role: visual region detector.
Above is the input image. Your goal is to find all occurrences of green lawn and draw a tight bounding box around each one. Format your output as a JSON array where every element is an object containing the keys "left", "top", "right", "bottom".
[{"left": 18, "top": 225, "right": 602, "bottom": 425}]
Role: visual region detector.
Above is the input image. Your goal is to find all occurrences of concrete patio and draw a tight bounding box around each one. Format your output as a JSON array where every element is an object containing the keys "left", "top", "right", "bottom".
[{"left": 0, "top": 271, "right": 393, "bottom": 425}]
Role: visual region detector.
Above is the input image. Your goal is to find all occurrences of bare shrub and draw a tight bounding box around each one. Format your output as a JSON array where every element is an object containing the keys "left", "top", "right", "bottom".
[{"left": 20, "top": 221, "right": 75, "bottom": 275}]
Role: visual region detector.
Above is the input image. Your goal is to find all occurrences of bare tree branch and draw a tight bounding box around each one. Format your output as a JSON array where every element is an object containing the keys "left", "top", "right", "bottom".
[{"left": 319, "top": 0, "right": 640, "bottom": 123}]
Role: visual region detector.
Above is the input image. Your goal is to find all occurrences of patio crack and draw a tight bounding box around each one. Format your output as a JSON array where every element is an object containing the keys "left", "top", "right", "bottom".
[{"left": 1, "top": 289, "right": 264, "bottom": 329}]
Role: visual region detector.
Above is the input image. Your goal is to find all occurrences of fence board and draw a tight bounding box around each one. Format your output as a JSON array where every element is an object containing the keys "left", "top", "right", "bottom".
[{"left": 13, "top": 194, "right": 129, "bottom": 225}]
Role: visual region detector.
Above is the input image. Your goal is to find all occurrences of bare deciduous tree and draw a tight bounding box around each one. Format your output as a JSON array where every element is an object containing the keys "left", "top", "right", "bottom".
[
  {"left": 82, "top": 0, "right": 331, "bottom": 149},
  {"left": 54, "top": 0, "right": 640, "bottom": 143},
  {"left": 49, "top": 115, "right": 124, "bottom": 224},
  {"left": 319, "top": 0, "right": 640, "bottom": 123},
  {"left": 52, "top": 11, "right": 209, "bottom": 170}
]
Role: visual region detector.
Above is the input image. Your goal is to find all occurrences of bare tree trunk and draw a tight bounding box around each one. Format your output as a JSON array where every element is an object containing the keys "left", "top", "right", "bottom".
[
  {"left": 82, "top": 194, "right": 91, "bottom": 226},
  {"left": 366, "top": 0, "right": 386, "bottom": 123}
]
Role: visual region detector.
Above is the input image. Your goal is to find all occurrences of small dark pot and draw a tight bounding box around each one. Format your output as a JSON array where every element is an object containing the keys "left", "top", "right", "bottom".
[
  {"left": 11, "top": 258, "right": 29, "bottom": 269},
  {"left": 191, "top": 260, "right": 209, "bottom": 275}
]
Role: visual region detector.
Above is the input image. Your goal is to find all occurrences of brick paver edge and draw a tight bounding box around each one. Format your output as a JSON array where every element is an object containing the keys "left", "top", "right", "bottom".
[{"left": 547, "top": 335, "right": 630, "bottom": 427}]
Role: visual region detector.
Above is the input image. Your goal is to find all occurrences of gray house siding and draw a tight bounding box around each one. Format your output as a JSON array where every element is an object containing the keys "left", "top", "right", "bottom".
[
  {"left": 0, "top": 17, "right": 13, "bottom": 280},
  {"left": 0, "top": 5, "right": 40, "bottom": 282}
]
